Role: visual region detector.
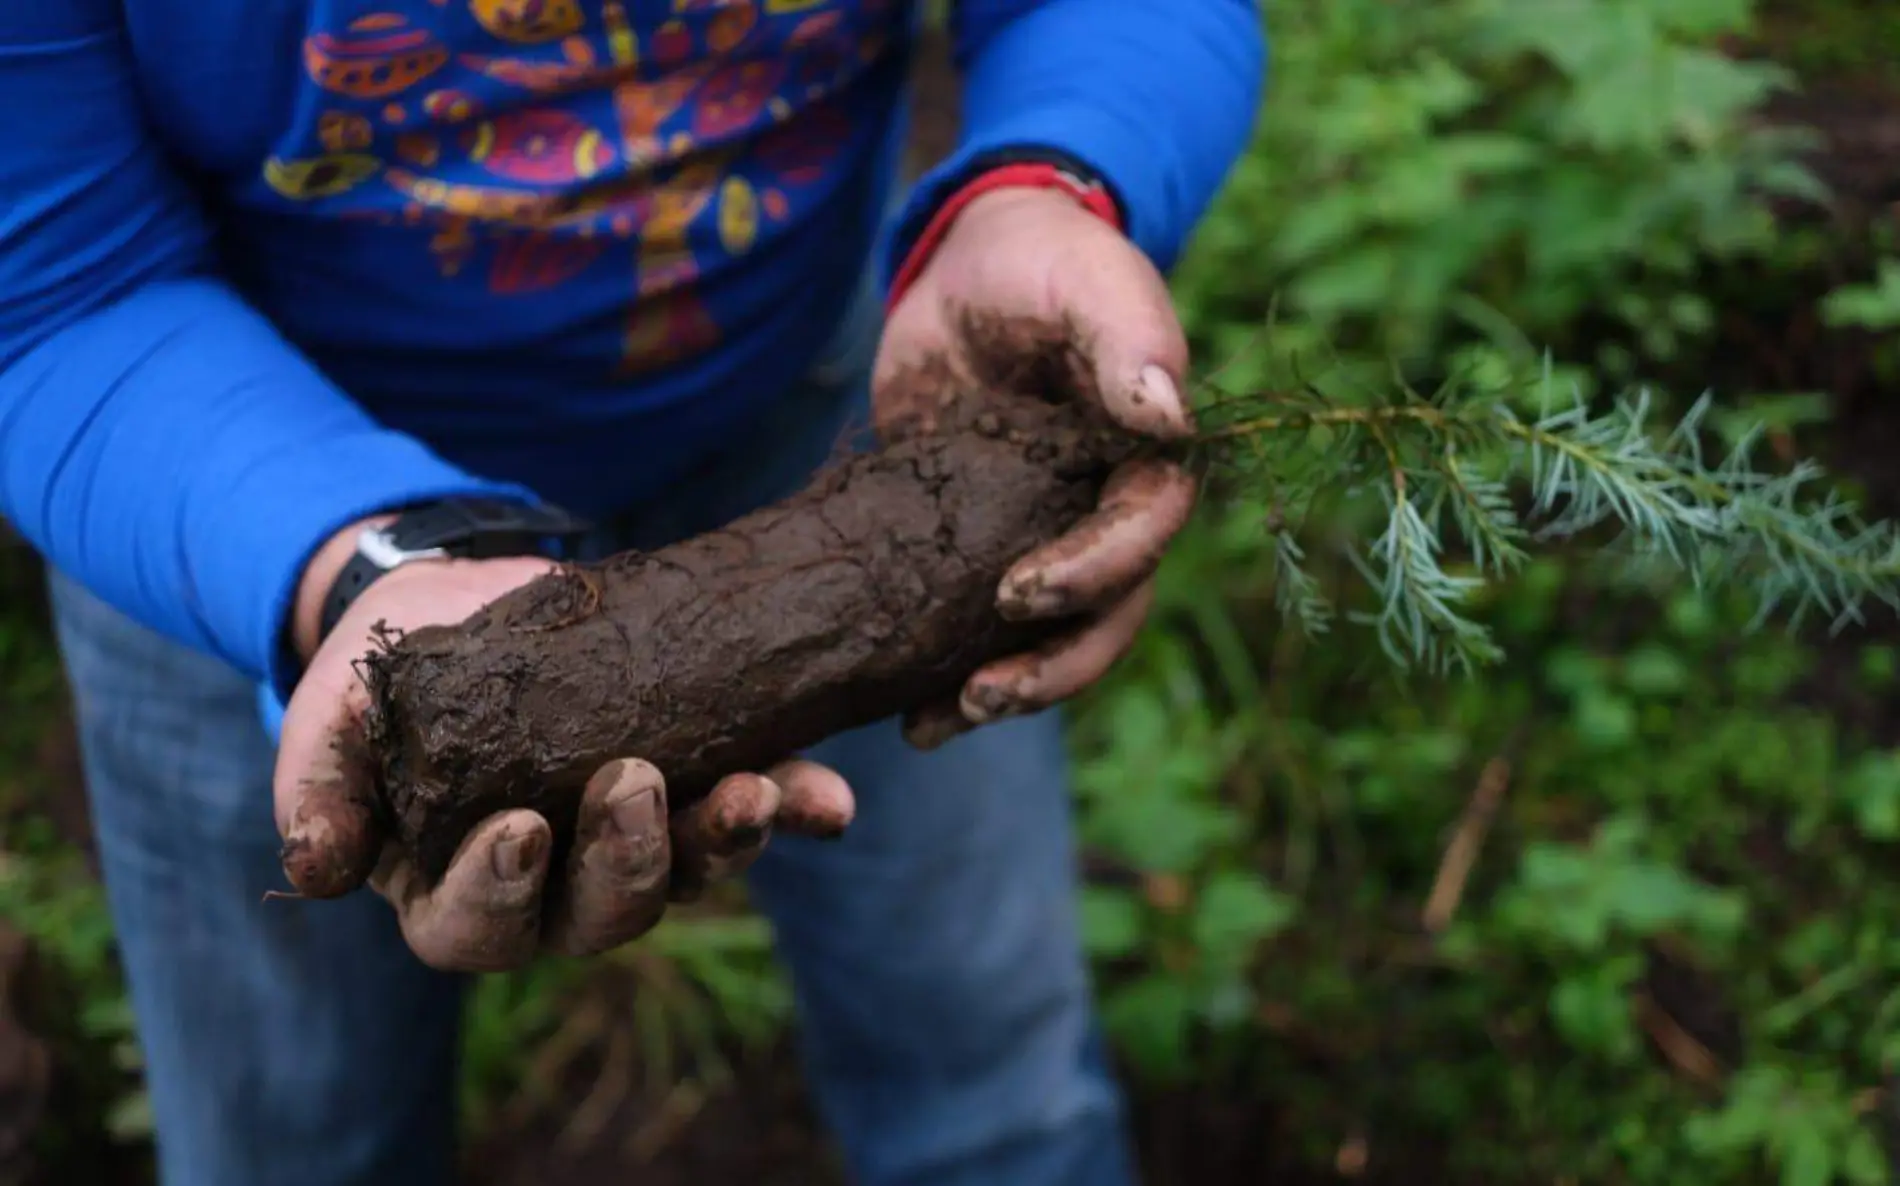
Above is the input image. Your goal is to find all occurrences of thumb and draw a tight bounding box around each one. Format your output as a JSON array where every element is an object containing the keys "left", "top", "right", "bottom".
[
  {"left": 1054, "top": 235, "right": 1194, "bottom": 441},
  {"left": 275, "top": 674, "right": 383, "bottom": 899},
  {"left": 272, "top": 555, "right": 557, "bottom": 899}
]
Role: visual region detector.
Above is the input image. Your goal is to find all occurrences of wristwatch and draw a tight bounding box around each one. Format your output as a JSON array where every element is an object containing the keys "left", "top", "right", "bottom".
[{"left": 316, "top": 497, "right": 594, "bottom": 644}]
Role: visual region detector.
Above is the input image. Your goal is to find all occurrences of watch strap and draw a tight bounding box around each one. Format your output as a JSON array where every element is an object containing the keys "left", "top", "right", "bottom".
[
  {"left": 888, "top": 149, "right": 1125, "bottom": 312},
  {"left": 317, "top": 498, "right": 592, "bottom": 643}
]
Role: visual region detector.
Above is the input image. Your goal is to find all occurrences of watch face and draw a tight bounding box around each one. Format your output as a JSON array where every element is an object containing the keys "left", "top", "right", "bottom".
[
  {"left": 351, "top": 498, "right": 594, "bottom": 577},
  {"left": 359, "top": 525, "right": 444, "bottom": 570}
]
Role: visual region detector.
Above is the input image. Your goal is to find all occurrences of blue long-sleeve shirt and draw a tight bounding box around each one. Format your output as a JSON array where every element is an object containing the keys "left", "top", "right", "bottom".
[{"left": 0, "top": 0, "right": 1264, "bottom": 729}]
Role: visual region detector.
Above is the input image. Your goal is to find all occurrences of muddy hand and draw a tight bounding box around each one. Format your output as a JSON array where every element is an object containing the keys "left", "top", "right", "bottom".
[
  {"left": 874, "top": 187, "right": 1198, "bottom": 748},
  {"left": 272, "top": 526, "right": 855, "bottom": 973}
]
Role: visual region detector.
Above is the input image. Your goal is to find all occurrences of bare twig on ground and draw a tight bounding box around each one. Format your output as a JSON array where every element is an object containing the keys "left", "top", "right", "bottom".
[
  {"left": 1422, "top": 756, "right": 1512, "bottom": 933},
  {"left": 1633, "top": 993, "right": 1725, "bottom": 1089}
]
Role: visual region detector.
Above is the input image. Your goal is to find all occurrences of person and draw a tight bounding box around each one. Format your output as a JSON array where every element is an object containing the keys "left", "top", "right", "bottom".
[{"left": 0, "top": 1, "right": 1264, "bottom": 1182}]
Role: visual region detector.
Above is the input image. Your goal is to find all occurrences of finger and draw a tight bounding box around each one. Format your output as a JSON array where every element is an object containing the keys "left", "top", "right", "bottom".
[
  {"left": 997, "top": 460, "right": 1196, "bottom": 621},
  {"left": 902, "top": 698, "right": 975, "bottom": 752},
  {"left": 962, "top": 579, "right": 1155, "bottom": 726},
  {"left": 668, "top": 772, "right": 781, "bottom": 902},
  {"left": 1108, "top": 362, "right": 1194, "bottom": 440},
  {"left": 374, "top": 810, "right": 551, "bottom": 973},
  {"left": 766, "top": 758, "right": 855, "bottom": 838},
  {"left": 545, "top": 759, "right": 672, "bottom": 957},
  {"left": 1055, "top": 247, "right": 1193, "bottom": 439},
  {"left": 276, "top": 681, "right": 383, "bottom": 899}
]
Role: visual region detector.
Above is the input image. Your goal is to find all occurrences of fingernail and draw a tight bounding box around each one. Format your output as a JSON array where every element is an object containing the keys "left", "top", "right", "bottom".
[
  {"left": 959, "top": 681, "right": 1022, "bottom": 727},
  {"left": 803, "top": 814, "right": 852, "bottom": 842},
  {"left": 720, "top": 822, "right": 769, "bottom": 855},
  {"left": 491, "top": 829, "right": 546, "bottom": 881},
  {"left": 998, "top": 572, "right": 1072, "bottom": 621},
  {"left": 904, "top": 708, "right": 970, "bottom": 752},
  {"left": 279, "top": 835, "right": 344, "bottom": 899},
  {"left": 1137, "top": 365, "right": 1191, "bottom": 437},
  {"left": 716, "top": 775, "right": 780, "bottom": 831},
  {"left": 610, "top": 786, "right": 662, "bottom": 838}
]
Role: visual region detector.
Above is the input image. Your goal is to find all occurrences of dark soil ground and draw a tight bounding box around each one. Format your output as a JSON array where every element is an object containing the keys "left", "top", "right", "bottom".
[
  {"left": 6, "top": 27, "right": 1900, "bottom": 1186},
  {"left": 464, "top": 1054, "right": 1331, "bottom": 1186}
]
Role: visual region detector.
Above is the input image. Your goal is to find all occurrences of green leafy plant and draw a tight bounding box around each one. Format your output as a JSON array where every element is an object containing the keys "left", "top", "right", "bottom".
[
  {"left": 459, "top": 901, "right": 793, "bottom": 1157},
  {"left": 1686, "top": 1065, "right": 1888, "bottom": 1186},
  {"left": 1174, "top": 0, "right": 1821, "bottom": 382},
  {"left": 1822, "top": 258, "right": 1900, "bottom": 331},
  {"left": 1192, "top": 354, "right": 1900, "bottom": 671},
  {"left": 0, "top": 546, "right": 151, "bottom": 1163}
]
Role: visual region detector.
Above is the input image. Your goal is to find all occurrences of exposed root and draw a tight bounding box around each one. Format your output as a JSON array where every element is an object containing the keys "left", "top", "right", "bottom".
[{"left": 363, "top": 339, "right": 1158, "bottom": 886}]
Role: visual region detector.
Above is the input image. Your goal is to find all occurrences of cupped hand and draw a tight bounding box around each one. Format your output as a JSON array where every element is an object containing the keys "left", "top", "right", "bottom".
[
  {"left": 875, "top": 187, "right": 1199, "bottom": 748},
  {"left": 272, "top": 525, "right": 854, "bottom": 972}
]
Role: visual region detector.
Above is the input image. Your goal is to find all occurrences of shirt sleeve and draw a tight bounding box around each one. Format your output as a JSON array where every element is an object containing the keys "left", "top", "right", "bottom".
[
  {"left": 0, "top": 3, "right": 526, "bottom": 724},
  {"left": 886, "top": 0, "right": 1268, "bottom": 284}
]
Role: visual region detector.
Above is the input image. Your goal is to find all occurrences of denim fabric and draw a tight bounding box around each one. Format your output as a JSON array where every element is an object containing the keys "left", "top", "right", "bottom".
[{"left": 45, "top": 276, "right": 1135, "bottom": 1186}]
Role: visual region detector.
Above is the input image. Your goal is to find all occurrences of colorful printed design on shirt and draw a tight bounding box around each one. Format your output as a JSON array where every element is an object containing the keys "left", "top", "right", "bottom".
[
  {"left": 254, "top": 0, "right": 900, "bottom": 375},
  {"left": 303, "top": 12, "right": 450, "bottom": 100},
  {"left": 470, "top": 0, "right": 585, "bottom": 43}
]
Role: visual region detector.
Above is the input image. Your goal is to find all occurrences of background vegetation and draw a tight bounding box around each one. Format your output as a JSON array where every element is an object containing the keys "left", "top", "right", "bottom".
[{"left": 5, "top": 0, "right": 1900, "bottom": 1183}]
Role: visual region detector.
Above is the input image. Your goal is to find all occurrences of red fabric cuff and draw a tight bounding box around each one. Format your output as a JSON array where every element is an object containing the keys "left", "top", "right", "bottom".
[{"left": 886, "top": 162, "right": 1124, "bottom": 313}]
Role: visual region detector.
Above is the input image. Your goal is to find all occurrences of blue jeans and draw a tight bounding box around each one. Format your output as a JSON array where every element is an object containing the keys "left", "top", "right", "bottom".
[{"left": 44, "top": 284, "right": 1135, "bottom": 1186}]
